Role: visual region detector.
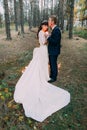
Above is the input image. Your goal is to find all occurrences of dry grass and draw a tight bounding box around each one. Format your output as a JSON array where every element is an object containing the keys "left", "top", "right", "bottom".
[{"left": 0, "top": 28, "right": 87, "bottom": 130}]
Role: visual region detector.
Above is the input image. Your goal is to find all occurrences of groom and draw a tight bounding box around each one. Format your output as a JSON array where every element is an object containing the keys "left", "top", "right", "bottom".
[{"left": 47, "top": 15, "right": 61, "bottom": 83}]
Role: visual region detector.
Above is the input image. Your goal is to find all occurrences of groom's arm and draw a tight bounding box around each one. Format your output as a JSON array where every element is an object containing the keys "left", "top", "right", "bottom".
[{"left": 47, "top": 29, "right": 61, "bottom": 46}]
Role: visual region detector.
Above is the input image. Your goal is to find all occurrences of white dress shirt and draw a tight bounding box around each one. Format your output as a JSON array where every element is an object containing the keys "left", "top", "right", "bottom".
[{"left": 52, "top": 25, "right": 57, "bottom": 30}]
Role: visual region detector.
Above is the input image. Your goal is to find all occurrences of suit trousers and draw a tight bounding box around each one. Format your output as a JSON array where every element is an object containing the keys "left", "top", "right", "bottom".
[{"left": 49, "top": 55, "right": 58, "bottom": 80}]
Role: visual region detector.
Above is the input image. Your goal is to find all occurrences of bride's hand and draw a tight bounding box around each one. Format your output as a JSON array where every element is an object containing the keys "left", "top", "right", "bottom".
[{"left": 45, "top": 31, "right": 50, "bottom": 38}]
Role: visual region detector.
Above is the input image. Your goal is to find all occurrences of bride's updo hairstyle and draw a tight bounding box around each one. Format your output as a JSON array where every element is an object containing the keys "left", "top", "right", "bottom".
[{"left": 37, "top": 20, "right": 48, "bottom": 38}]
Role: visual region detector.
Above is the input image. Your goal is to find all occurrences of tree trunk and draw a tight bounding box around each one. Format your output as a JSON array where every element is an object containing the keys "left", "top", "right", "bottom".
[
  {"left": 51, "top": 0, "right": 54, "bottom": 14},
  {"left": 30, "top": 1, "right": 33, "bottom": 29},
  {"left": 58, "top": 0, "right": 64, "bottom": 33},
  {"left": 43, "top": 0, "right": 48, "bottom": 19},
  {"left": 69, "top": 0, "right": 75, "bottom": 39},
  {"left": 19, "top": 0, "right": 24, "bottom": 33},
  {"left": 28, "top": 2, "right": 31, "bottom": 31},
  {"left": 0, "top": 14, "right": 3, "bottom": 28},
  {"left": 14, "top": 0, "right": 18, "bottom": 31},
  {"left": 3, "top": 0, "right": 12, "bottom": 40},
  {"left": 44, "top": 0, "right": 46, "bottom": 19},
  {"left": 40, "top": 0, "right": 44, "bottom": 20}
]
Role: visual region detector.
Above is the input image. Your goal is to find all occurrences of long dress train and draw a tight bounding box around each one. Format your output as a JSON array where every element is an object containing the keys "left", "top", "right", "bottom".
[{"left": 14, "top": 30, "right": 70, "bottom": 122}]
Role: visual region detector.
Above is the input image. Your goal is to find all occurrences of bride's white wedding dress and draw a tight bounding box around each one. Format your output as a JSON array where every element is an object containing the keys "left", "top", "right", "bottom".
[{"left": 14, "top": 30, "right": 70, "bottom": 122}]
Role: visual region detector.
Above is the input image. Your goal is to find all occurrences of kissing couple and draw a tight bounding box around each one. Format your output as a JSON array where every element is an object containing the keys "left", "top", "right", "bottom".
[{"left": 14, "top": 15, "right": 70, "bottom": 122}]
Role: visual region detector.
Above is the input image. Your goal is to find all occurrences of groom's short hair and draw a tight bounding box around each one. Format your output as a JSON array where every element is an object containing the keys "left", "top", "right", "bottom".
[{"left": 50, "top": 15, "right": 57, "bottom": 24}]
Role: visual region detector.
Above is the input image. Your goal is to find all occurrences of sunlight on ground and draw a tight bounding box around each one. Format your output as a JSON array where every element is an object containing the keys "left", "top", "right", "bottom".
[{"left": 21, "top": 63, "right": 62, "bottom": 75}]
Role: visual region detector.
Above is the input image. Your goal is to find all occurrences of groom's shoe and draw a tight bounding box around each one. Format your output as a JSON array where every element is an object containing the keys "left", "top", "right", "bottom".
[{"left": 48, "top": 78, "right": 56, "bottom": 83}]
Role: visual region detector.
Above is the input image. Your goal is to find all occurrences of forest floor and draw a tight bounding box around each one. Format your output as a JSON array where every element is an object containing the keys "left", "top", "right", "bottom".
[{"left": 0, "top": 28, "right": 87, "bottom": 130}]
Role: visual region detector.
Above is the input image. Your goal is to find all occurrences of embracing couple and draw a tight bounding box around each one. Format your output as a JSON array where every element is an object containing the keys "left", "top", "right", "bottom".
[
  {"left": 14, "top": 15, "right": 70, "bottom": 122},
  {"left": 37, "top": 15, "right": 61, "bottom": 83}
]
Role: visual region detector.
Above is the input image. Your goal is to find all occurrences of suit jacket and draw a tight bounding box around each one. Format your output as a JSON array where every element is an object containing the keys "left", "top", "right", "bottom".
[{"left": 47, "top": 26, "right": 61, "bottom": 55}]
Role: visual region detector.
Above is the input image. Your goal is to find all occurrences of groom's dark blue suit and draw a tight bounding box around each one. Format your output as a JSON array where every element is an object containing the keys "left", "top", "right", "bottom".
[{"left": 47, "top": 26, "right": 61, "bottom": 80}]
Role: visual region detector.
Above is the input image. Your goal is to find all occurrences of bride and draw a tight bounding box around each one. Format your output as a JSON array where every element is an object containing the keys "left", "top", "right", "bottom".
[{"left": 14, "top": 20, "right": 70, "bottom": 122}]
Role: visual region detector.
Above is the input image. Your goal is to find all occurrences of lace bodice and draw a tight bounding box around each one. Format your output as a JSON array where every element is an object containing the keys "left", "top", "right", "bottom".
[{"left": 39, "top": 30, "right": 46, "bottom": 46}]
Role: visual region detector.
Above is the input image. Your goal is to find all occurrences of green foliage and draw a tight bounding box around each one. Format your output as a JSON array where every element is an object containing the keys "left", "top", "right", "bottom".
[
  {"left": 74, "top": 28, "right": 87, "bottom": 39},
  {"left": 0, "top": 33, "right": 87, "bottom": 130}
]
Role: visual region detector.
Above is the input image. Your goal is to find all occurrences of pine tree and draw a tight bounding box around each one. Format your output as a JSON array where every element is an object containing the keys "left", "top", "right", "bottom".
[
  {"left": 14, "top": 0, "right": 18, "bottom": 31},
  {"left": 69, "top": 0, "right": 75, "bottom": 39},
  {"left": 3, "top": 0, "right": 12, "bottom": 40},
  {"left": 19, "top": 0, "right": 24, "bottom": 33}
]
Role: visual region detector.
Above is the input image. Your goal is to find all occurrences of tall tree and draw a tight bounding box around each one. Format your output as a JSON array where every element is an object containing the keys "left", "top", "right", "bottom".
[
  {"left": 19, "top": 0, "right": 24, "bottom": 33},
  {"left": 29, "top": 0, "right": 40, "bottom": 27},
  {"left": 27, "top": 1, "right": 31, "bottom": 30},
  {"left": 8, "top": 0, "right": 14, "bottom": 23},
  {"left": 3, "top": 0, "right": 12, "bottom": 40},
  {"left": 58, "top": 0, "right": 64, "bottom": 32},
  {"left": 68, "top": 0, "right": 75, "bottom": 39},
  {"left": 40, "top": 0, "right": 44, "bottom": 20},
  {"left": 24, "top": 0, "right": 29, "bottom": 24},
  {"left": 65, "top": 0, "right": 70, "bottom": 30},
  {"left": 32, "top": 0, "right": 39, "bottom": 27},
  {"left": 54, "top": 0, "right": 59, "bottom": 17},
  {"left": 0, "top": 13, "right": 3, "bottom": 28},
  {"left": 14, "top": 0, "right": 18, "bottom": 31},
  {"left": 30, "top": 0, "right": 34, "bottom": 29},
  {"left": 51, "top": 0, "right": 54, "bottom": 14},
  {"left": 43, "top": 0, "right": 48, "bottom": 19}
]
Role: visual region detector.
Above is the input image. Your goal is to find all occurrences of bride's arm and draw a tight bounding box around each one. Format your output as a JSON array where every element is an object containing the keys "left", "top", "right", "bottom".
[{"left": 39, "top": 31, "right": 47, "bottom": 45}]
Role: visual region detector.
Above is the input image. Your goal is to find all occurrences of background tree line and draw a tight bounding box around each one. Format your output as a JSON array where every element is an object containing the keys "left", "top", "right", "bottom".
[{"left": 0, "top": 0, "right": 76, "bottom": 40}]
